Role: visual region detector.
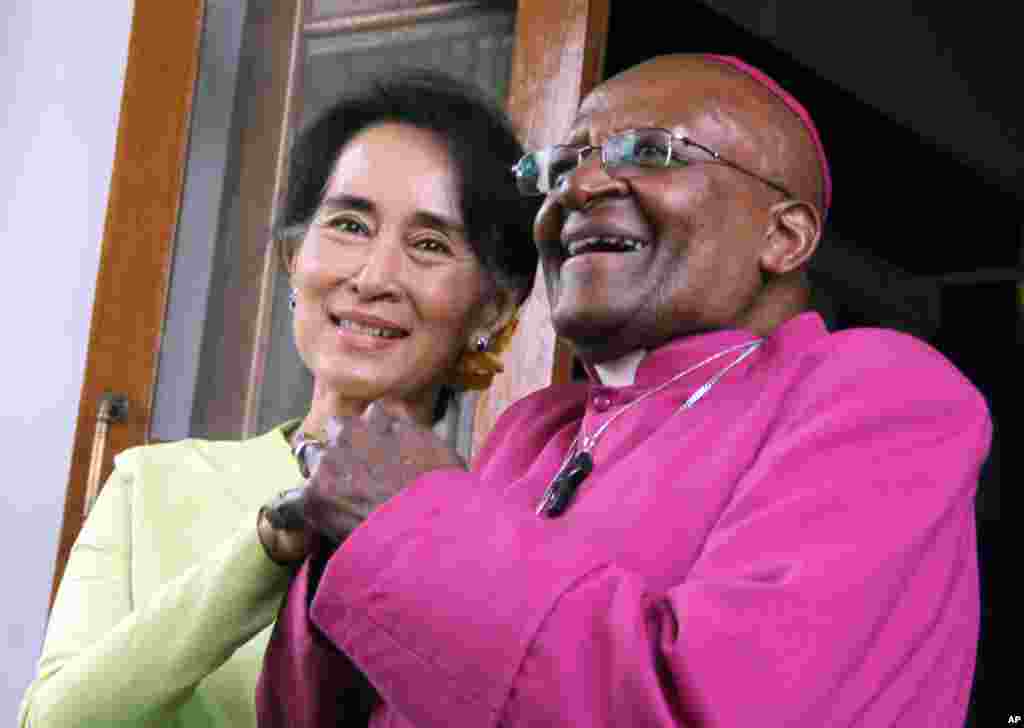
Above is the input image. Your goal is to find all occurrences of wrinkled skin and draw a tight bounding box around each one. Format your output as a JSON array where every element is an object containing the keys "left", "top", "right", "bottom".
[
  {"left": 304, "top": 403, "right": 465, "bottom": 542},
  {"left": 259, "top": 403, "right": 464, "bottom": 564}
]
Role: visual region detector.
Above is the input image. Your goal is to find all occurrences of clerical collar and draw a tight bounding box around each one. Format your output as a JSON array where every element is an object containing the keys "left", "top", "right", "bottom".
[
  {"left": 591, "top": 350, "right": 646, "bottom": 387},
  {"left": 583, "top": 328, "right": 761, "bottom": 390}
]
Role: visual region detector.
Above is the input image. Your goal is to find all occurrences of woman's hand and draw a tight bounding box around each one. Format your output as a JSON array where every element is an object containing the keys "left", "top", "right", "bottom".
[{"left": 304, "top": 402, "right": 466, "bottom": 543}]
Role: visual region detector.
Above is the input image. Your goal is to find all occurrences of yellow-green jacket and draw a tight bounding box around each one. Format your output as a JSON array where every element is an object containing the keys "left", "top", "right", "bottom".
[{"left": 19, "top": 425, "right": 300, "bottom": 727}]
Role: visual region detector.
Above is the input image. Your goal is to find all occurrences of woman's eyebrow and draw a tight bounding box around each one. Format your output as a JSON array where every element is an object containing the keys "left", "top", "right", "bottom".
[
  {"left": 317, "top": 196, "right": 464, "bottom": 235},
  {"left": 412, "top": 210, "right": 465, "bottom": 235},
  {"left": 319, "top": 194, "right": 375, "bottom": 213}
]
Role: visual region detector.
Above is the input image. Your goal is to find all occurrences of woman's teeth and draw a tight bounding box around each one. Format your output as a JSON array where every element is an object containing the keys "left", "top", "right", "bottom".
[{"left": 335, "top": 318, "right": 406, "bottom": 338}]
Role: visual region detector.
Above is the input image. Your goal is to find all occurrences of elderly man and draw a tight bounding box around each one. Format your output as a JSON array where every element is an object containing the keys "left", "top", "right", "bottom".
[{"left": 257, "top": 54, "right": 989, "bottom": 727}]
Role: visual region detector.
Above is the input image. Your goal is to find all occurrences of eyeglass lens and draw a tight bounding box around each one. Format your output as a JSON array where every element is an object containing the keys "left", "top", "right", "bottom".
[{"left": 517, "top": 129, "right": 686, "bottom": 195}]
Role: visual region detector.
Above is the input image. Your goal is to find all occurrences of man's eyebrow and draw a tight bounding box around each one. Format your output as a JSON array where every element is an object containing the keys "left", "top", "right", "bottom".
[{"left": 318, "top": 194, "right": 375, "bottom": 213}]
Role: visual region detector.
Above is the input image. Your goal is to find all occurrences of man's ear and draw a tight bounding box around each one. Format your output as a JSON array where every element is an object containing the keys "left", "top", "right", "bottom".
[{"left": 760, "top": 200, "right": 821, "bottom": 275}]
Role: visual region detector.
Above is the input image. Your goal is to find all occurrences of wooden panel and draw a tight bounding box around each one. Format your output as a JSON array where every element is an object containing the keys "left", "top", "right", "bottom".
[
  {"left": 310, "top": 0, "right": 502, "bottom": 20},
  {"left": 301, "top": 7, "right": 515, "bottom": 122},
  {"left": 191, "top": 0, "right": 304, "bottom": 439},
  {"left": 305, "top": 1, "right": 506, "bottom": 35},
  {"left": 50, "top": 0, "right": 205, "bottom": 607},
  {"left": 244, "top": 0, "right": 309, "bottom": 437},
  {"left": 471, "top": 0, "right": 610, "bottom": 457}
]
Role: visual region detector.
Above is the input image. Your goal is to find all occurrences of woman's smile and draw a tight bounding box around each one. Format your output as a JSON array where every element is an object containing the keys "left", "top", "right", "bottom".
[{"left": 328, "top": 310, "right": 410, "bottom": 352}]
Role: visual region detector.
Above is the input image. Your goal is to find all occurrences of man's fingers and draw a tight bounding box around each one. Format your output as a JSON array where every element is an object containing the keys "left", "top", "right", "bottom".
[
  {"left": 361, "top": 401, "right": 402, "bottom": 435},
  {"left": 312, "top": 438, "right": 359, "bottom": 494}
]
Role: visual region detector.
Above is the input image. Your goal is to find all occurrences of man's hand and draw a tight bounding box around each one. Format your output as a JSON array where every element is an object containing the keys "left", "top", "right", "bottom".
[{"left": 304, "top": 402, "right": 466, "bottom": 543}]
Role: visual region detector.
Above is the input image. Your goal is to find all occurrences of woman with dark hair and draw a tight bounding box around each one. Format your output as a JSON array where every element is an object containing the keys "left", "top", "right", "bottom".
[{"left": 19, "top": 69, "right": 537, "bottom": 728}]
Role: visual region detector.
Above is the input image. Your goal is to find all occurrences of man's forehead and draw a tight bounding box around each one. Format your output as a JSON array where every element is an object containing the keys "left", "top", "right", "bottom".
[
  {"left": 564, "top": 54, "right": 831, "bottom": 212},
  {"left": 567, "top": 76, "right": 729, "bottom": 144}
]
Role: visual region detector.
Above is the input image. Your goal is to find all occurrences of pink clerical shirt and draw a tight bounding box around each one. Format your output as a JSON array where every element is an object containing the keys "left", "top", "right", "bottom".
[{"left": 257, "top": 312, "right": 990, "bottom": 727}]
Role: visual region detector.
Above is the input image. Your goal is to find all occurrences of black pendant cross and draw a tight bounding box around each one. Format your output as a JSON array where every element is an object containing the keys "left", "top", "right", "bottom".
[{"left": 537, "top": 450, "right": 594, "bottom": 517}]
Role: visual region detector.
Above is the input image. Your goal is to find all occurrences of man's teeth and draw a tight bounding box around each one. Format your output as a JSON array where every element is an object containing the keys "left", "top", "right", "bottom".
[
  {"left": 566, "top": 237, "right": 649, "bottom": 256},
  {"left": 335, "top": 318, "right": 406, "bottom": 338}
]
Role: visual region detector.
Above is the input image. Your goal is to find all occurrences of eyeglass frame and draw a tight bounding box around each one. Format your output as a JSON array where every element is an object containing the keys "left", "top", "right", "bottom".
[{"left": 511, "top": 127, "right": 794, "bottom": 201}]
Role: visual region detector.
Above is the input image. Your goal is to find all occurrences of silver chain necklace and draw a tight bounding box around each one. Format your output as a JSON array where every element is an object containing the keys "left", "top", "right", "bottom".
[{"left": 536, "top": 339, "right": 763, "bottom": 517}]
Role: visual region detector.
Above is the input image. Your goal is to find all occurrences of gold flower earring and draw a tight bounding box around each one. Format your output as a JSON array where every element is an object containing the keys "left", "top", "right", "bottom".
[{"left": 452, "top": 316, "right": 520, "bottom": 390}]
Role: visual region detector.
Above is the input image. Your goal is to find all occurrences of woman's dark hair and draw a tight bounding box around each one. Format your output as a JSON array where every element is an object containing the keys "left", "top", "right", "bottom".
[{"left": 275, "top": 68, "right": 539, "bottom": 297}]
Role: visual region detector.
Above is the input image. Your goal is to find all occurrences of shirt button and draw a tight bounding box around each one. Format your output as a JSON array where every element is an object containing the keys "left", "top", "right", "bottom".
[{"left": 593, "top": 395, "right": 612, "bottom": 412}]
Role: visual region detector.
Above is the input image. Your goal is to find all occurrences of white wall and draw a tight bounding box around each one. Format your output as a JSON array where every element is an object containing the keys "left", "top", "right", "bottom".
[{"left": 0, "top": 2, "right": 133, "bottom": 716}]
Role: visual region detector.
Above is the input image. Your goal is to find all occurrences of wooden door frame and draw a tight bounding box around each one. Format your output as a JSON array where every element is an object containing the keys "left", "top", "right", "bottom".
[
  {"left": 471, "top": 0, "right": 610, "bottom": 455},
  {"left": 49, "top": 0, "right": 206, "bottom": 607}
]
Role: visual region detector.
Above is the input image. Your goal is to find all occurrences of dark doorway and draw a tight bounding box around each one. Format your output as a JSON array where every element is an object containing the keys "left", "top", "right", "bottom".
[{"left": 603, "top": 3, "right": 1016, "bottom": 724}]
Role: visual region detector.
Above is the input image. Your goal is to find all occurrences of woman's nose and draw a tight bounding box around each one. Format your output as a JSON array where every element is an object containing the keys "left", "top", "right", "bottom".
[{"left": 347, "top": 239, "right": 403, "bottom": 301}]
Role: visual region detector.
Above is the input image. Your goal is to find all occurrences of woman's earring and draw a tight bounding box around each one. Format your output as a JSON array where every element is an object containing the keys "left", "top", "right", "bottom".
[
  {"left": 288, "top": 289, "right": 297, "bottom": 311},
  {"left": 475, "top": 334, "right": 491, "bottom": 353}
]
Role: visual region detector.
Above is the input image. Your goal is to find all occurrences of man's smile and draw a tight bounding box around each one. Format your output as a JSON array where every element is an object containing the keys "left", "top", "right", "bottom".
[{"left": 564, "top": 236, "right": 650, "bottom": 257}]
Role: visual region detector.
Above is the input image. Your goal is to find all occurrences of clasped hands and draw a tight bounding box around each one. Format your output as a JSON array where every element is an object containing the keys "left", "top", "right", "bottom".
[{"left": 258, "top": 402, "right": 465, "bottom": 565}]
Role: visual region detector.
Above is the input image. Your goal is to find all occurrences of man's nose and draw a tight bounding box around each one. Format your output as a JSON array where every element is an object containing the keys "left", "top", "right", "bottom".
[{"left": 557, "top": 148, "right": 627, "bottom": 210}]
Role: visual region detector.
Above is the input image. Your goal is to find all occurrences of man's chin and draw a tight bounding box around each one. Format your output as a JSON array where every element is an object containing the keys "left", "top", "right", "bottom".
[{"left": 552, "top": 307, "right": 636, "bottom": 362}]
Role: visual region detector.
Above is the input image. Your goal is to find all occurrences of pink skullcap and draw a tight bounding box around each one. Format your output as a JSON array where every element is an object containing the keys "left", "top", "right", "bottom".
[{"left": 702, "top": 54, "right": 832, "bottom": 215}]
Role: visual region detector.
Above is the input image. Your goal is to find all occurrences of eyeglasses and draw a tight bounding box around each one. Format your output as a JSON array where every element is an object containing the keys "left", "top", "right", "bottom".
[{"left": 511, "top": 127, "right": 793, "bottom": 200}]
